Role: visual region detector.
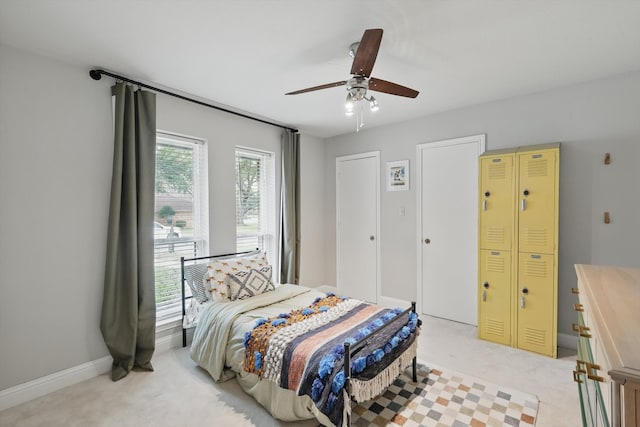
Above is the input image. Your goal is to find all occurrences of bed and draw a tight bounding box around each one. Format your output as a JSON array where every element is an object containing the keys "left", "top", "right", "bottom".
[{"left": 180, "top": 251, "right": 421, "bottom": 427}]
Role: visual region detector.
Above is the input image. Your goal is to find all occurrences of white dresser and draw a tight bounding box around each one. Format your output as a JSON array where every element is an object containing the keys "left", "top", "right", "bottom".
[{"left": 574, "top": 264, "right": 640, "bottom": 427}]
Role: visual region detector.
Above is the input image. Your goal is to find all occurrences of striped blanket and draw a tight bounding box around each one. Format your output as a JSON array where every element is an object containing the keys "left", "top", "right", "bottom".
[{"left": 243, "top": 293, "right": 419, "bottom": 427}]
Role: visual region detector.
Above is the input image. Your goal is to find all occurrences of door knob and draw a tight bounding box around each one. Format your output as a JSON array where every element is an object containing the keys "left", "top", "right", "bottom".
[
  {"left": 424, "top": 238, "right": 431, "bottom": 244},
  {"left": 370, "top": 235, "right": 375, "bottom": 241}
]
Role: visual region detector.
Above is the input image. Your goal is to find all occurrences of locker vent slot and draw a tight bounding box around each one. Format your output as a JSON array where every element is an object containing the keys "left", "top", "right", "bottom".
[
  {"left": 527, "top": 159, "right": 548, "bottom": 177},
  {"left": 486, "top": 319, "right": 505, "bottom": 337},
  {"left": 487, "top": 256, "right": 505, "bottom": 273},
  {"left": 524, "top": 228, "right": 547, "bottom": 247},
  {"left": 524, "top": 327, "right": 546, "bottom": 347},
  {"left": 489, "top": 163, "right": 506, "bottom": 180},
  {"left": 525, "top": 258, "right": 547, "bottom": 278},
  {"left": 487, "top": 227, "right": 505, "bottom": 244}
]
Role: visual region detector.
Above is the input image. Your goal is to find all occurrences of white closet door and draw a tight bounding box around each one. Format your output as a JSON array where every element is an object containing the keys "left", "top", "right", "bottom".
[
  {"left": 418, "top": 136, "right": 484, "bottom": 325},
  {"left": 336, "top": 152, "right": 380, "bottom": 303}
]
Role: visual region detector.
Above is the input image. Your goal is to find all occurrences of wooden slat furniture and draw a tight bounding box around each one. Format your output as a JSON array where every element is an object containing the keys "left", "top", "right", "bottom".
[{"left": 574, "top": 264, "right": 640, "bottom": 427}]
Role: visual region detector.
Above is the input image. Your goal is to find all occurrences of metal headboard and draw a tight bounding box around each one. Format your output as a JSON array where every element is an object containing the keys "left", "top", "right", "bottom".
[{"left": 180, "top": 249, "right": 258, "bottom": 347}]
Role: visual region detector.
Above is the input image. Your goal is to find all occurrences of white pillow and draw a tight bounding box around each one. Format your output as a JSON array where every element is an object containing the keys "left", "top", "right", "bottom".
[{"left": 205, "top": 252, "right": 268, "bottom": 301}]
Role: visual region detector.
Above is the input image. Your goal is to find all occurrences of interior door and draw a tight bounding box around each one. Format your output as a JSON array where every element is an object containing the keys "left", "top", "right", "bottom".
[
  {"left": 419, "top": 136, "right": 484, "bottom": 325},
  {"left": 336, "top": 152, "right": 379, "bottom": 303}
]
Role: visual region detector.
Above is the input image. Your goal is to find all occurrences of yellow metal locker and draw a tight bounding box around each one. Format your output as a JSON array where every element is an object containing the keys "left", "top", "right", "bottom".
[
  {"left": 478, "top": 143, "right": 559, "bottom": 357},
  {"left": 479, "top": 154, "right": 515, "bottom": 251},
  {"left": 518, "top": 148, "right": 558, "bottom": 254},
  {"left": 516, "top": 253, "right": 556, "bottom": 357},
  {"left": 478, "top": 249, "right": 512, "bottom": 345}
]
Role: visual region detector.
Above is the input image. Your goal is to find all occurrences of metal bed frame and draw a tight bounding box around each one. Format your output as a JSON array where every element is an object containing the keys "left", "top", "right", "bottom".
[{"left": 179, "top": 250, "right": 422, "bottom": 425}]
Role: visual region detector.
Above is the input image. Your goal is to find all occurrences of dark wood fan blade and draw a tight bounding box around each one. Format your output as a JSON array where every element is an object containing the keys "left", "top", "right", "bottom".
[
  {"left": 369, "top": 77, "right": 419, "bottom": 98},
  {"left": 350, "top": 28, "right": 383, "bottom": 77},
  {"left": 285, "top": 81, "right": 347, "bottom": 95}
]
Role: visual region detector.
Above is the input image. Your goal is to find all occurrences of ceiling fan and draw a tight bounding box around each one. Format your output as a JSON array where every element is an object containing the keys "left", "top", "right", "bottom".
[{"left": 285, "top": 28, "right": 419, "bottom": 124}]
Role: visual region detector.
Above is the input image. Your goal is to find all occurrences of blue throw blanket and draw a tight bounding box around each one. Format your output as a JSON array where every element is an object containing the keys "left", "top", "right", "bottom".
[{"left": 243, "top": 293, "right": 419, "bottom": 427}]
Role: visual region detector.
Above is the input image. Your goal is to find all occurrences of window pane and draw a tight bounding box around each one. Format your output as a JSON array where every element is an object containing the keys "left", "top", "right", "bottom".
[
  {"left": 235, "top": 148, "right": 276, "bottom": 279},
  {"left": 236, "top": 153, "right": 261, "bottom": 251},
  {"left": 155, "top": 133, "right": 208, "bottom": 323}
]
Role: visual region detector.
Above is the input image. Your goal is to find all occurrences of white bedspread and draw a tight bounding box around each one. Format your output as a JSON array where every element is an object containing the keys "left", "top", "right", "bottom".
[{"left": 190, "top": 284, "right": 335, "bottom": 425}]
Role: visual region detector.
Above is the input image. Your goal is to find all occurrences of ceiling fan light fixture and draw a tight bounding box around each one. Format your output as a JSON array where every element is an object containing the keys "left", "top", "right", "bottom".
[{"left": 284, "top": 28, "right": 418, "bottom": 132}]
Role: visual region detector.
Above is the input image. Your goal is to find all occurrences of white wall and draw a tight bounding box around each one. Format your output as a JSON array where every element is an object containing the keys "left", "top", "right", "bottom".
[
  {"left": 323, "top": 71, "right": 640, "bottom": 338},
  {"left": 0, "top": 44, "right": 325, "bottom": 391},
  {"left": 0, "top": 44, "right": 113, "bottom": 390}
]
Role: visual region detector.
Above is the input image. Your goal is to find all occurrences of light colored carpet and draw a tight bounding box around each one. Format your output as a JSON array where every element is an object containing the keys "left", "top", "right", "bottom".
[{"left": 0, "top": 315, "right": 579, "bottom": 426}]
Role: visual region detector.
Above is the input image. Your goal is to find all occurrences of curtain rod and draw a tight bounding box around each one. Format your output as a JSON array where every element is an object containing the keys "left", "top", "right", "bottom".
[{"left": 89, "top": 69, "right": 298, "bottom": 133}]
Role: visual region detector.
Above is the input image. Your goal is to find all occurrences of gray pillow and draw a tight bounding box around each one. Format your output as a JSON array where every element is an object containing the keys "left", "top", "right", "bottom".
[
  {"left": 184, "top": 263, "right": 209, "bottom": 303},
  {"left": 227, "top": 265, "right": 274, "bottom": 301}
]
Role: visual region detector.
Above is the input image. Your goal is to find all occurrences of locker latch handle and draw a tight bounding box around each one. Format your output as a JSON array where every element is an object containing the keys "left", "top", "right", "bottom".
[
  {"left": 521, "top": 189, "right": 529, "bottom": 211},
  {"left": 482, "top": 290, "right": 486, "bottom": 302},
  {"left": 520, "top": 288, "right": 528, "bottom": 309}
]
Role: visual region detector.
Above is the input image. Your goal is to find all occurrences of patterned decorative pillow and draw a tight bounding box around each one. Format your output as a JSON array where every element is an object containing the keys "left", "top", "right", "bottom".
[
  {"left": 183, "top": 263, "right": 209, "bottom": 303},
  {"left": 227, "top": 265, "right": 274, "bottom": 301},
  {"left": 205, "top": 252, "right": 269, "bottom": 301}
]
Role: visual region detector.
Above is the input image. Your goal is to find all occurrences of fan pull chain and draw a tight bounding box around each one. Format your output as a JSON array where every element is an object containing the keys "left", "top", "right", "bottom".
[{"left": 355, "top": 100, "right": 365, "bottom": 132}]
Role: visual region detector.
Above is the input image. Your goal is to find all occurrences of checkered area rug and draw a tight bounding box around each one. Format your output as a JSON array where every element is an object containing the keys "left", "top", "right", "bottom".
[{"left": 350, "top": 363, "right": 538, "bottom": 427}]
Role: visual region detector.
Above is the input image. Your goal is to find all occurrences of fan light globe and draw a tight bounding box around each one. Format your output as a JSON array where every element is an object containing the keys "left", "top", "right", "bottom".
[
  {"left": 345, "top": 93, "right": 355, "bottom": 116},
  {"left": 369, "top": 96, "right": 379, "bottom": 112}
]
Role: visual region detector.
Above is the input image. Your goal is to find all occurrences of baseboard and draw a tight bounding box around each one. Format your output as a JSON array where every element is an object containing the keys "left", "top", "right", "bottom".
[
  {"left": 0, "top": 355, "right": 112, "bottom": 412},
  {"left": 156, "top": 331, "right": 184, "bottom": 353},
  {"left": 378, "top": 295, "right": 411, "bottom": 310},
  {"left": 557, "top": 332, "right": 578, "bottom": 350},
  {"left": 0, "top": 331, "right": 184, "bottom": 412}
]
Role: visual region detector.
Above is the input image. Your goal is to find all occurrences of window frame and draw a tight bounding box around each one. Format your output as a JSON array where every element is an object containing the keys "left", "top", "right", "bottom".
[
  {"left": 234, "top": 146, "right": 278, "bottom": 281},
  {"left": 154, "top": 130, "right": 209, "bottom": 326}
]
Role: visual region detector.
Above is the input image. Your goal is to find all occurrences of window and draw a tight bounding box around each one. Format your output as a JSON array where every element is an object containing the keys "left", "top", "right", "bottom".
[
  {"left": 235, "top": 147, "right": 277, "bottom": 278},
  {"left": 154, "top": 132, "right": 208, "bottom": 324}
]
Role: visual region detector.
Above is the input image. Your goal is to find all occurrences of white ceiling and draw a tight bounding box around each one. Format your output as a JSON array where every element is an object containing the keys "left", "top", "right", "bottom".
[{"left": 2, "top": 1, "right": 640, "bottom": 138}]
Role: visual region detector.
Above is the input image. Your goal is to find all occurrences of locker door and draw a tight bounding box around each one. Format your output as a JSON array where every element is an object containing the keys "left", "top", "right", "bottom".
[
  {"left": 518, "top": 150, "right": 557, "bottom": 254},
  {"left": 479, "top": 250, "right": 511, "bottom": 345},
  {"left": 479, "top": 155, "right": 514, "bottom": 250},
  {"left": 517, "top": 253, "right": 555, "bottom": 356}
]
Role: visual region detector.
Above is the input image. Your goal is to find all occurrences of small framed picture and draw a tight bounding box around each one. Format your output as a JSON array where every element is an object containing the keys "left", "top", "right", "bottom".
[{"left": 386, "top": 160, "right": 409, "bottom": 191}]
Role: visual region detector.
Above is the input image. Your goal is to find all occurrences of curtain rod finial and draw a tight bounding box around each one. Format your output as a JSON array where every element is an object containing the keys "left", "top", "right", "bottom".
[{"left": 89, "top": 69, "right": 103, "bottom": 81}]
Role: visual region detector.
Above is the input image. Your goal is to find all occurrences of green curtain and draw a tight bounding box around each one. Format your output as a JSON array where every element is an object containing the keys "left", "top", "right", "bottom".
[
  {"left": 280, "top": 129, "right": 300, "bottom": 284},
  {"left": 100, "top": 83, "right": 157, "bottom": 381}
]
